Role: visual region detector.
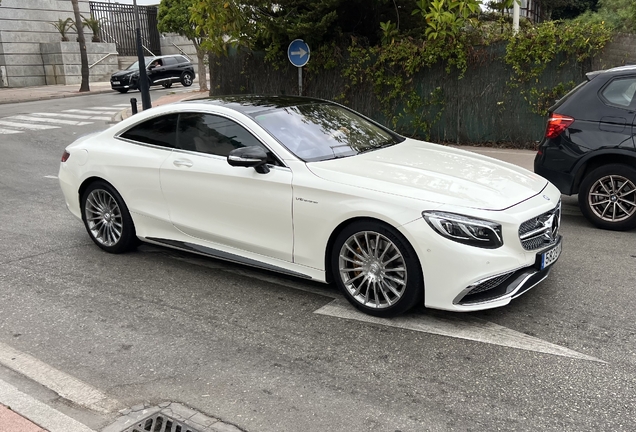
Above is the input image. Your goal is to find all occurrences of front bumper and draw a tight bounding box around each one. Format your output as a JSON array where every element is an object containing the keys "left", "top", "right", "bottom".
[{"left": 399, "top": 185, "right": 563, "bottom": 312}]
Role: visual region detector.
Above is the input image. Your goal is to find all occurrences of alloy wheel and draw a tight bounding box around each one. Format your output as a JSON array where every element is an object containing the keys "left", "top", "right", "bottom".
[
  {"left": 588, "top": 174, "right": 636, "bottom": 222},
  {"left": 84, "top": 189, "right": 123, "bottom": 247},
  {"left": 338, "top": 231, "right": 407, "bottom": 309}
]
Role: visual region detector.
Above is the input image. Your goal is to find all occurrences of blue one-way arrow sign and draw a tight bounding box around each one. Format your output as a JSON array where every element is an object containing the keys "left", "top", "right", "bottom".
[{"left": 287, "top": 39, "right": 310, "bottom": 68}]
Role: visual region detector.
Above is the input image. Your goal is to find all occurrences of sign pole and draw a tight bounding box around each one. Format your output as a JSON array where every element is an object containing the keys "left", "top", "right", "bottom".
[
  {"left": 298, "top": 67, "right": 302, "bottom": 96},
  {"left": 288, "top": 39, "right": 310, "bottom": 96}
]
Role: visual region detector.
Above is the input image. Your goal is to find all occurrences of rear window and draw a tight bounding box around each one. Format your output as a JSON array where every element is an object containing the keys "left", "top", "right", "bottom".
[
  {"left": 176, "top": 56, "right": 190, "bottom": 64},
  {"left": 601, "top": 77, "right": 636, "bottom": 107},
  {"left": 119, "top": 114, "right": 178, "bottom": 148}
]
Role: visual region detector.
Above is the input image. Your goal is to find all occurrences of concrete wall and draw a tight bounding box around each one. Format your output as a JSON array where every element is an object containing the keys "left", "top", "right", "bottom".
[
  {"left": 160, "top": 34, "right": 197, "bottom": 64},
  {"left": 0, "top": 0, "right": 117, "bottom": 87},
  {"left": 593, "top": 34, "right": 636, "bottom": 70},
  {"left": 40, "top": 41, "right": 118, "bottom": 85}
]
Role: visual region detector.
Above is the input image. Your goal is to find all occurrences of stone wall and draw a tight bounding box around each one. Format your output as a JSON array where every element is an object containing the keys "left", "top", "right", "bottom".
[
  {"left": 160, "top": 34, "right": 197, "bottom": 64},
  {"left": 593, "top": 33, "right": 636, "bottom": 70},
  {"left": 40, "top": 41, "right": 118, "bottom": 85},
  {"left": 0, "top": 0, "right": 118, "bottom": 87}
]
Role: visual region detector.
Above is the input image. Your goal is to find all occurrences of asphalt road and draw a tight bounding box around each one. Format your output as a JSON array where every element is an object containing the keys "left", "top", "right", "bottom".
[{"left": 0, "top": 92, "right": 635, "bottom": 432}]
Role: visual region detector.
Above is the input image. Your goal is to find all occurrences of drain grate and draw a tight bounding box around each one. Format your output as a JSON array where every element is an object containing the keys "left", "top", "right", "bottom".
[
  {"left": 122, "top": 412, "right": 200, "bottom": 432},
  {"left": 103, "top": 402, "right": 244, "bottom": 432}
]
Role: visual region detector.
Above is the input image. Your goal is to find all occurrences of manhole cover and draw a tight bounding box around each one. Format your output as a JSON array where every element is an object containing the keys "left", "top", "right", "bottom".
[
  {"left": 122, "top": 412, "right": 200, "bottom": 432},
  {"left": 103, "top": 402, "right": 243, "bottom": 432}
]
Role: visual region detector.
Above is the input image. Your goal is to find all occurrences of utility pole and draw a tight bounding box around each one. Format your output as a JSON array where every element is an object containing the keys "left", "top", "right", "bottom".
[
  {"left": 512, "top": 0, "right": 520, "bottom": 35},
  {"left": 133, "top": 0, "right": 151, "bottom": 110}
]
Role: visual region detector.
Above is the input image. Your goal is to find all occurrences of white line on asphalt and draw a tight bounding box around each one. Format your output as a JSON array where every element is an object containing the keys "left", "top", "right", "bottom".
[
  {"left": 314, "top": 299, "right": 606, "bottom": 363},
  {"left": 63, "top": 109, "right": 119, "bottom": 115},
  {"left": 0, "top": 127, "right": 22, "bottom": 134},
  {"left": 44, "top": 175, "right": 58, "bottom": 179},
  {"left": 7, "top": 116, "right": 92, "bottom": 126},
  {"left": 34, "top": 113, "right": 113, "bottom": 121},
  {"left": 113, "top": 104, "right": 131, "bottom": 107},
  {"left": 0, "top": 120, "right": 60, "bottom": 130},
  {"left": 0, "top": 379, "right": 94, "bottom": 432},
  {"left": 0, "top": 341, "right": 120, "bottom": 413},
  {"left": 82, "top": 106, "right": 125, "bottom": 110}
]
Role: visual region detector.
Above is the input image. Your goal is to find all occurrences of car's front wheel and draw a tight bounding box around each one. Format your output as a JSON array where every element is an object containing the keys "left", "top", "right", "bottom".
[
  {"left": 579, "top": 164, "right": 636, "bottom": 231},
  {"left": 180, "top": 71, "right": 193, "bottom": 87},
  {"left": 81, "top": 181, "right": 138, "bottom": 253},
  {"left": 331, "top": 221, "right": 423, "bottom": 317}
]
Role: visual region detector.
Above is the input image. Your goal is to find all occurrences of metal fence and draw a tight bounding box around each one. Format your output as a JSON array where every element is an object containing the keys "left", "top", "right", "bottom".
[{"left": 89, "top": 1, "right": 161, "bottom": 57}]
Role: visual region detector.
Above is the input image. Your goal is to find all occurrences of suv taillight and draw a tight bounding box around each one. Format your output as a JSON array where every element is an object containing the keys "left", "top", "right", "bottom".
[
  {"left": 545, "top": 113, "right": 574, "bottom": 139},
  {"left": 61, "top": 150, "right": 70, "bottom": 162}
]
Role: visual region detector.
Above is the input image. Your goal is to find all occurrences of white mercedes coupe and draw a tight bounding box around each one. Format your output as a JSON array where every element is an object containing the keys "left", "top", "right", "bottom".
[{"left": 59, "top": 96, "right": 562, "bottom": 317}]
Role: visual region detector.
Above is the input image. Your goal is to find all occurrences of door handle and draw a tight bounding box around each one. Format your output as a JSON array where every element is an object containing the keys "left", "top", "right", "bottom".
[{"left": 173, "top": 159, "right": 193, "bottom": 168}]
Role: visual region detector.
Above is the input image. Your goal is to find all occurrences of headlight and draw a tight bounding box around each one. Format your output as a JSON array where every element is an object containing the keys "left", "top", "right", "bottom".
[{"left": 422, "top": 211, "right": 503, "bottom": 249}]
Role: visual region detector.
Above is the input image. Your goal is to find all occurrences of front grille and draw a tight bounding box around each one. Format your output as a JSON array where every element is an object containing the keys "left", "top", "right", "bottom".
[{"left": 519, "top": 201, "right": 561, "bottom": 251}]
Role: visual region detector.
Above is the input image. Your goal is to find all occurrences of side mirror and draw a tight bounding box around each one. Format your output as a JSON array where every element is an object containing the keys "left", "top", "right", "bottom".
[{"left": 227, "top": 146, "right": 270, "bottom": 174}]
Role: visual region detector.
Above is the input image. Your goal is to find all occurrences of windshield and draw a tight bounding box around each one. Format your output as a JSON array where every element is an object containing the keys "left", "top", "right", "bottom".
[
  {"left": 126, "top": 59, "right": 153, "bottom": 71},
  {"left": 252, "top": 103, "right": 403, "bottom": 162}
]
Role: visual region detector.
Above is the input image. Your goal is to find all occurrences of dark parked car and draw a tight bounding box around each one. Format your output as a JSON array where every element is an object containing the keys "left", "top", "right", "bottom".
[
  {"left": 110, "top": 55, "right": 195, "bottom": 93},
  {"left": 535, "top": 65, "right": 636, "bottom": 231}
]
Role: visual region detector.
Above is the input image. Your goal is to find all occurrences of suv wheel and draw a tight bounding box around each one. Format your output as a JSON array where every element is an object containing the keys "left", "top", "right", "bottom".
[
  {"left": 579, "top": 164, "right": 636, "bottom": 231},
  {"left": 180, "top": 71, "right": 193, "bottom": 87}
]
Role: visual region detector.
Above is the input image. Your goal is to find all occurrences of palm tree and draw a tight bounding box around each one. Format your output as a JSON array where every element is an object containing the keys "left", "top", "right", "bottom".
[
  {"left": 71, "top": 0, "right": 89, "bottom": 92},
  {"left": 50, "top": 18, "right": 75, "bottom": 41},
  {"left": 82, "top": 15, "right": 105, "bottom": 43}
]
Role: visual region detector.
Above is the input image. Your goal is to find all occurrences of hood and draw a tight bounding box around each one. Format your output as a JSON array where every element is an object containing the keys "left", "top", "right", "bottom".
[
  {"left": 307, "top": 139, "right": 548, "bottom": 211},
  {"left": 111, "top": 69, "right": 138, "bottom": 78}
]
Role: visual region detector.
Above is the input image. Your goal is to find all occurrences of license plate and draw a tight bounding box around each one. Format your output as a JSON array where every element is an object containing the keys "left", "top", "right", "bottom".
[
  {"left": 112, "top": 81, "right": 120, "bottom": 85},
  {"left": 538, "top": 238, "right": 562, "bottom": 270}
]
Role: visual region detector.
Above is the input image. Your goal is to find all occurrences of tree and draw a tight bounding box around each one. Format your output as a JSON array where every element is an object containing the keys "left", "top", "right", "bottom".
[
  {"left": 574, "top": 0, "right": 635, "bottom": 31},
  {"left": 71, "top": 0, "right": 90, "bottom": 92},
  {"left": 158, "top": 0, "right": 209, "bottom": 92},
  {"left": 539, "top": 0, "right": 599, "bottom": 20}
]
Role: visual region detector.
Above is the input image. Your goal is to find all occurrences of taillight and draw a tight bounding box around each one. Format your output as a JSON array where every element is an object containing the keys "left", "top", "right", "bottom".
[
  {"left": 545, "top": 113, "right": 574, "bottom": 139},
  {"left": 61, "top": 150, "right": 70, "bottom": 162}
]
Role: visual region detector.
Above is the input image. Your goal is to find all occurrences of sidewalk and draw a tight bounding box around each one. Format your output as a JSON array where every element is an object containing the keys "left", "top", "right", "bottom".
[
  {"left": 0, "top": 81, "right": 114, "bottom": 105},
  {"left": 0, "top": 404, "right": 46, "bottom": 432}
]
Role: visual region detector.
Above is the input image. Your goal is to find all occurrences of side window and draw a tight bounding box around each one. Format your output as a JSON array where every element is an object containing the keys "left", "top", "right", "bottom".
[
  {"left": 120, "top": 114, "right": 178, "bottom": 148},
  {"left": 176, "top": 113, "right": 269, "bottom": 158},
  {"left": 601, "top": 77, "right": 636, "bottom": 107},
  {"left": 163, "top": 56, "right": 177, "bottom": 66},
  {"left": 176, "top": 55, "right": 189, "bottom": 64}
]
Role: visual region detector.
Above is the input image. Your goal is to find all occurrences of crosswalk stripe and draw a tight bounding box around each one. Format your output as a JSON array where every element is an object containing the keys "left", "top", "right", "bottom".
[
  {"left": 0, "top": 127, "right": 22, "bottom": 134},
  {"left": 34, "top": 112, "right": 111, "bottom": 121},
  {"left": 84, "top": 106, "right": 124, "bottom": 110},
  {"left": 63, "top": 109, "right": 118, "bottom": 115},
  {"left": 8, "top": 115, "right": 92, "bottom": 126},
  {"left": 113, "top": 104, "right": 131, "bottom": 107},
  {"left": 0, "top": 120, "right": 60, "bottom": 130}
]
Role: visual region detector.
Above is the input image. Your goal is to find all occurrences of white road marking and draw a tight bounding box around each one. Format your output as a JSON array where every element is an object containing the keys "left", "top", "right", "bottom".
[
  {"left": 0, "top": 120, "right": 60, "bottom": 130},
  {"left": 0, "top": 127, "right": 21, "bottom": 134},
  {"left": 0, "top": 341, "right": 120, "bottom": 413},
  {"left": 63, "top": 109, "right": 118, "bottom": 115},
  {"left": 0, "top": 379, "right": 94, "bottom": 432},
  {"left": 8, "top": 115, "right": 92, "bottom": 126},
  {"left": 113, "top": 104, "right": 131, "bottom": 107},
  {"left": 33, "top": 112, "right": 111, "bottom": 121},
  {"left": 315, "top": 299, "right": 606, "bottom": 363},
  {"left": 44, "top": 175, "right": 58, "bottom": 179}
]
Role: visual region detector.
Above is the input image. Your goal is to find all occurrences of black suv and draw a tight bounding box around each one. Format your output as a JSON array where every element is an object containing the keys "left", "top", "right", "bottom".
[
  {"left": 535, "top": 65, "right": 636, "bottom": 231},
  {"left": 110, "top": 55, "right": 195, "bottom": 93}
]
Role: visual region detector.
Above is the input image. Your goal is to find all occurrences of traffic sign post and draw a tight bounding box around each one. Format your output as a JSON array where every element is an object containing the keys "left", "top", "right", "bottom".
[{"left": 287, "top": 39, "right": 310, "bottom": 96}]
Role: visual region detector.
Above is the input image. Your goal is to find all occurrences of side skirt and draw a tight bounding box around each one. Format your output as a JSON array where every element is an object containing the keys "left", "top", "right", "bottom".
[{"left": 145, "top": 237, "right": 314, "bottom": 280}]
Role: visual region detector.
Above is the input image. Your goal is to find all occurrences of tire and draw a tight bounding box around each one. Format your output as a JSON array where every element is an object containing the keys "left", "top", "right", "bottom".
[
  {"left": 116, "top": 89, "right": 129, "bottom": 94},
  {"left": 162, "top": 81, "right": 173, "bottom": 88},
  {"left": 578, "top": 164, "right": 636, "bottom": 231},
  {"left": 180, "top": 71, "right": 193, "bottom": 87},
  {"left": 81, "top": 181, "right": 138, "bottom": 254},
  {"left": 331, "top": 220, "right": 423, "bottom": 317}
]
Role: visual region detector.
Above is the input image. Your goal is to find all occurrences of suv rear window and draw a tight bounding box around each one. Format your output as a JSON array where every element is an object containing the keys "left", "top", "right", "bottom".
[
  {"left": 163, "top": 56, "right": 178, "bottom": 66},
  {"left": 601, "top": 77, "right": 636, "bottom": 107}
]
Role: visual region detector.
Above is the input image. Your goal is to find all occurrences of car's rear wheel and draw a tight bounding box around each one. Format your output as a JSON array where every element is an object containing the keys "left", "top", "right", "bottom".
[
  {"left": 579, "top": 164, "right": 636, "bottom": 231},
  {"left": 180, "top": 71, "right": 193, "bottom": 87},
  {"left": 162, "top": 81, "right": 172, "bottom": 88},
  {"left": 81, "top": 181, "right": 138, "bottom": 253},
  {"left": 116, "top": 88, "right": 128, "bottom": 93},
  {"left": 331, "top": 221, "right": 423, "bottom": 317}
]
